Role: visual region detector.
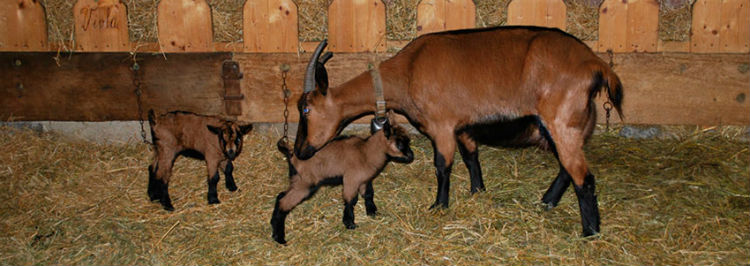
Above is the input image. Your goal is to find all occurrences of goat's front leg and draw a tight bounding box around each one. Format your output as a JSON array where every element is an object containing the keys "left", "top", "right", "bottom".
[
  {"left": 430, "top": 131, "right": 456, "bottom": 209},
  {"left": 221, "top": 160, "right": 238, "bottom": 192},
  {"left": 457, "top": 133, "right": 485, "bottom": 193},
  {"left": 271, "top": 181, "right": 313, "bottom": 244},
  {"left": 206, "top": 158, "right": 221, "bottom": 204},
  {"left": 360, "top": 181, "right": 377, "bottom": 216},
  {"left": 342, "top": 180, "right": 360, "bottom": 229}
]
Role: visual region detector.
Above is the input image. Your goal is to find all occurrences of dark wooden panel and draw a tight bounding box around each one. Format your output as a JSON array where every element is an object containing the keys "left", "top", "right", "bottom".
[
  {"left": 237, "top": 52, "right": 749, "bottom": 125},
  {"left": 1, "top": 52, "right": 231, "bottom": 121}
]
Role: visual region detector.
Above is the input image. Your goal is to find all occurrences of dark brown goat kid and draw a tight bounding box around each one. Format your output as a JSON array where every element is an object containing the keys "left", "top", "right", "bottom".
[
  {"left": 271, "top": 112, "right": 414, "bottom": 244},
  {"left": 294, "top": 26, "right": 624, "bottom": 236},
  {"left": 147, "top": 110, "right": 253, "bottom": 211}
]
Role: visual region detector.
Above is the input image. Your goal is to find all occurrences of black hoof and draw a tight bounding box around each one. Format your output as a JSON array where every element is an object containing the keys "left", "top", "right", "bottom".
[
  {"left": 226, "top": 183, "right": 238, "bottom": 192},
  {"left": 344, "top": 222, "right": 358, "bottom": 229},
  {"left": 582, "top": 228, "right": 600, "bottom": 238},
  {"left": 273, "top": 235, "right": 287, "bottom": 245},
  {"left": 208, "top": 197, "right": 221, "bottom": 205},
  {"left": 366, "top": 210, "right": 378, "bottom": 217},
  {"left": 470, "top": 186, "right": 486, "bottom": 194},
  {"left": 148, "top": 193, "right": 160, "bottom": 202},
  {"left": 161, "top": 202, "right": 175, "bottom": 211},
  {"left": 429, "top": 201, "right": 449, "bottom": 210},
  {"left": 541, "top": 200, "right": 557, "bottom": 211}
]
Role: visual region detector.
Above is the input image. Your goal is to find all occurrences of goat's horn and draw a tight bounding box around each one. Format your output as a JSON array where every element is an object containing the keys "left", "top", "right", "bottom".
[{"left": 304, "top": 40, "right": 328, "bottom": 93}]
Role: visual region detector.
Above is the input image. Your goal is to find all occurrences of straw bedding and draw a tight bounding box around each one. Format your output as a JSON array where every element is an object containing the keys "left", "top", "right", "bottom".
[{"left": 0, "top": 125, "right": 747, "bottom": 264}]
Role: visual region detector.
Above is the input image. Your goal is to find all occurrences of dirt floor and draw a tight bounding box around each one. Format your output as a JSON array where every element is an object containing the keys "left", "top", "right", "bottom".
[{"left": 0, "top": 125, "right": 747, "bottom": 265}]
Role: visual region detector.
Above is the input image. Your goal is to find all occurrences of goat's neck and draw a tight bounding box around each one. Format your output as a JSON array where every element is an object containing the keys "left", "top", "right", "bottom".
[
  {"left": 363, "top": 133, "right": 389, "bottom": 167},
  {"left": 330, "top": 62, "right": 407, "bottom": 121}
]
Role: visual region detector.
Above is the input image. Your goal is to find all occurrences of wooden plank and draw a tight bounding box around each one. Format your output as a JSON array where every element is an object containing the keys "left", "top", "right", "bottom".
[
  {"left": 507, "top": 0, "right": 565, "bottom": 29},
  {"left": 417, "top": 0, "right": 475, "bottom": 36},
  {"left": 626, "top": 0, "right": 658, "bottom": 52},
  {"left": 599, "top": 0, "right": 657, "bottom": 53},
  {"left": 719, "top": 0, "right": 750, "bottom": 53},
  {"left": 157, "top": 0, "right": 213, "bottom": 52},
  {"left": 73, "top": 0, "right": 130, "bottom": 52},
  {"left": 0, "top": 52, "right": 231, "bottom": 121},
  {"left": 691, "top": 0, "right": 721, "bottom": 53},
  {"left": 328, "top": 0, "right": 386, "bottom": 52},
  {"left": 243, "top": 0, "right": 298, "bottom": 52},
  {"left": 232, "top": 52, "right": 748, "bottom": 125},
  {"left": 0, "top": 0, "right": 47, "bottom": 51}
]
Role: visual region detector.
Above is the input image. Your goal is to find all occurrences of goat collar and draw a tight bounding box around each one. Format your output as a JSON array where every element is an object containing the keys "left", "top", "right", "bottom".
[{"left": 368, "top": 62, "right": 386, "bottom": 119}]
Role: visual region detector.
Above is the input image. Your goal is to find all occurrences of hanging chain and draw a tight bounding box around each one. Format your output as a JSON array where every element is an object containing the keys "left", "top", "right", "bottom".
[
  {"left": 603, "top": 49, "right": 615, "bottom": 131},
  {"left": 280, "top": 64, "right": 291, "bottom": 145},
  {"left": 131, "top": 60, "right": 150, "bottom": 144}
]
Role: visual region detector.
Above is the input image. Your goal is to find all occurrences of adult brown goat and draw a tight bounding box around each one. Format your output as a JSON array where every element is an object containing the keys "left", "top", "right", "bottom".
[
  {"left": 271, "top": 112, "right": 414, "bottom": 244},
  {"left": 147, "top": 110, "right": 253, "bottom": 211},
  {"left": 294, "top": 26, "right": 623, "bottom": 236}
]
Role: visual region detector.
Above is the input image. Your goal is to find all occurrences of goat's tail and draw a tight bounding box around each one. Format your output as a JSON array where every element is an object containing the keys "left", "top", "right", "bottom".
[
  {"left": 589, "top": 62, "right": 624, "bottom": 121},
  {"left": 277, "top": 138, "right": 297, "bottom": 177}
]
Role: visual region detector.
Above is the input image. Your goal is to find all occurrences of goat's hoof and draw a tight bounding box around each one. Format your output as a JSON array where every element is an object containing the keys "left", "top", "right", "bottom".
[
  {"left": 582, "top": 228, "right": 600, "bottom": 238},
  {"left": 470, "top": 187, "right": 486, "bottom": 194},
  {"left": 429, "top": 202, "right": 449, "bottom": 210},
  {"left": 161, "top": 203, "right": 175, "bottom": 211},
  {"left": 226, "top": 183, "right": 238, "bottom": 192},
  {"left": 148, "top": 194, "right": 160, "bottom": 202},
  {"left": 272, "top": 235, "right": 287, "bottom": 245},
  {"left": 541, "top": 201, "right": 557, "bottom": 211},
  {"left": 344, "top": 223, "right": 358, "bottom": 229},
  {"left": 366, "top": 210, "right": 378, "bottom": 217},
  {"left": 208, "top": 199, "right": 221, "bottom": 205}
]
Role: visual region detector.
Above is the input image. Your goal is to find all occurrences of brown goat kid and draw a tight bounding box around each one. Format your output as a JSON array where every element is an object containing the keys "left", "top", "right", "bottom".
[
  {"left": 294, "top": 26, "right": 624, "bottom": 237},
  {"left": 147, "top": 110, "right": 253, "bottom": 211},
  {"left": 271, "top": 114, "right": 414, "bottom": 244}
]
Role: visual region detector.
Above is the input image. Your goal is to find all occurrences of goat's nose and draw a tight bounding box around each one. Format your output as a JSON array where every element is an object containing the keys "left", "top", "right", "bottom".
[{"left": 226, "top": 150, "right": 237, "bottom": 159}]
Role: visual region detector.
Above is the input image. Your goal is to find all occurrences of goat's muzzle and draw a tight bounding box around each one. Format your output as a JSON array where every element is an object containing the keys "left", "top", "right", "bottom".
[{"left": 294, "top": 143, "right": 317, "bottom": 160}]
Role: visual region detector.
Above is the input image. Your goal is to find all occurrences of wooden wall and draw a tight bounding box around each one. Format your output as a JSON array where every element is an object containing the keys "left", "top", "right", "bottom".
[{"left": 0, "top": 0, "right": 748, "bottom": 125}]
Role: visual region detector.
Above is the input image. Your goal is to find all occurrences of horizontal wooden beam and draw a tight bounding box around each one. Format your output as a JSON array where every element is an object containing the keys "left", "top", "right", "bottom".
[
  {"left": 1, "top": 52, "right": 231, "bottom": 121},
  {"left": 237, "top": 52, "right": 749, "bottom": 126}
]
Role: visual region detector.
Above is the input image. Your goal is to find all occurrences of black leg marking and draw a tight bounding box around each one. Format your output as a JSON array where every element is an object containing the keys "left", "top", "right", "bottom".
[
  {"left": 541, "top": 166, "right": 572, "bottom": 210},
  {"left": 457, "top": 141, "right": 485, "bottom": 193},
  {"left": 147, "top": 165, "right": 161, "bottom": 202},
  {"left": 343, "top": 195, "right": 358, "bottom": 229},
  {"left": 574, "top": 173, "right": 601, "bottom": 237},
  {"left": 224, "top": 161, "right": 238, "bottom": 192},
  {"left": 159, "top": 180, "right": 174, "bottom": 211},
  {"left": 270, "top": 192, "right": 289, "bottom": 244},
  {"left": 430, "top": 152, "right": 452, "bottom": 209},
  {"left": 364, "top": 181, "right": 377, "bottom": 216},
  {"left": 207, "top": 172, "right": 220, "bottom": 204}
]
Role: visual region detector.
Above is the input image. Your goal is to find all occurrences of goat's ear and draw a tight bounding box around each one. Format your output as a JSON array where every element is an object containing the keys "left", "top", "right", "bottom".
[
  {"left": 239, "top": 123, "right": 253, "bottom": 135},
  {"left": 207, "top": 125, "right": 222, "bottom": 135},
  {"left": 383, "top": 120, "right": 393, "bottom": 138},
  {"left": 315, "top": 64, "right": 329, "bottom": 96}
]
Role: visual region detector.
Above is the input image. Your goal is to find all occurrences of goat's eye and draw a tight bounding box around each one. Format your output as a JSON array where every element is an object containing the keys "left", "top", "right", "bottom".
[
  {"left": 303, "top": 107, "right": 310, "bottom": 115},
  {"left": 235, "top": 138, "right": 241, "bottom": 145}
]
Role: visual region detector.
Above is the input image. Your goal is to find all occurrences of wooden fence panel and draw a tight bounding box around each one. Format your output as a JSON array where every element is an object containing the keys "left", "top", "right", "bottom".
[
  {"left": 0, "top": 0, "right": 47, "bottom": 51},
  {"left": 328, "top": 0, "right": 386, "bottom": 52},
  {"left": 158, "top": 0, "right": 213, "bottom": 52},
  {"left": 73, "top": 0, "right": 129, "bottom": 52},
  {"left": 692, "top": 0, "right": 749, "bottom": 53},
  {"left": 244, "top": 0, "right": 298, "bottom": 52},
  {"left": 416, "top": 0, "right": 475, "bottom": 36},
  {"left": 506, "top": 0, "right": 566, "bottom": 29},
  {"left": 599, "top": 0, "right": 658, "bottom": 52}
]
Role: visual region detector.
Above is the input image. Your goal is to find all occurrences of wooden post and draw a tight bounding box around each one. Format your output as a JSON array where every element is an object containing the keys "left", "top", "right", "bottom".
[
  {"left": 243, "top": 0, "right": 299, "bottom": 52},
  {"left": 692, "top": 0, "right": 750, "bottom": 53},
  {"left": 73, "top": 0, "right": 130, "bottom": 52},
  {"left": 416, "top": 0, "right": 475, "bottom": 36},
  {"left": 599, "top": 0, "right": 658, "bottom": 53},
  {"left": 506, "top": 0, "right": 566, "bottom": 29},
  {"left": 0, "top": 0, "right": 47, "bottom": 51},
  {"left": 328, "top": 0, "right": 386, "bottom": 52},
  {"left": 157, "top": 0, "right": 213, "bottom": 52}
]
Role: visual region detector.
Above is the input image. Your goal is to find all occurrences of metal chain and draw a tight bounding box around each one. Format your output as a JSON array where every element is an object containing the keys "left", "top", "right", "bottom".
[
  {"left": 131, "top": 61, "right": 150, "bottom": 144},
  {"left": 280, "top": 64, "right": 291, "bottom": 145},
  {"left": 603, "top": 49, "right": 615, "bottom": 131}
]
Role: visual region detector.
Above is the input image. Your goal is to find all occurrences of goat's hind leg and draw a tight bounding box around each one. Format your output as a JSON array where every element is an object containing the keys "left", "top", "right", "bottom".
[
  {"left": 360, "top": 181, "right": 377, "bottom": 216},
  {"left": 536, "top": 121, "right": 573, "bottom": 209},
  {"left": 221, "top": 160, "right": 238, "bottom": 192},
  {"left": 152, "top": 152, "right": 176, "bottom": 211}
]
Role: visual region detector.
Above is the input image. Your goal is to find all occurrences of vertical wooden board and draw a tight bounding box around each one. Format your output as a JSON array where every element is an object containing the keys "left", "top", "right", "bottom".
[
  {"left": 416, "top": 0, "right": 445, "bottom": 35},
  {"left": 599, "top": 0, "right": 628, "bottom": 52},
  {"left": 719, "top": 0, "right": 750, "bottom": 53},
  {"left": 329, "top": 0, "right": 385, "bottom": 52},
  {"left": 507, "top": 0, "right": 565, "bottom": 29},
  {"left": 0, "top": 0, "right": 47, "bottom": 51},
  {"left": 158, "top": 0, "right": 213, "bottom": 52},
  {"left": 73, "top": 0, "right": 129, "bottom": 52},
  {"left": 626, "top": 0, "right": 658, "bottom": 52},
  {"left": 444, "top": 0, "right": 475, "bottom": 31},
  {"left": 417, "top": 0, "right": 474, "bottom": 36},
  {"left": 691, "top": 0, "right": 721, "bottom": 53},
  {"left": 244, "top": 0, "right": 298, "bottom": 52}
]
